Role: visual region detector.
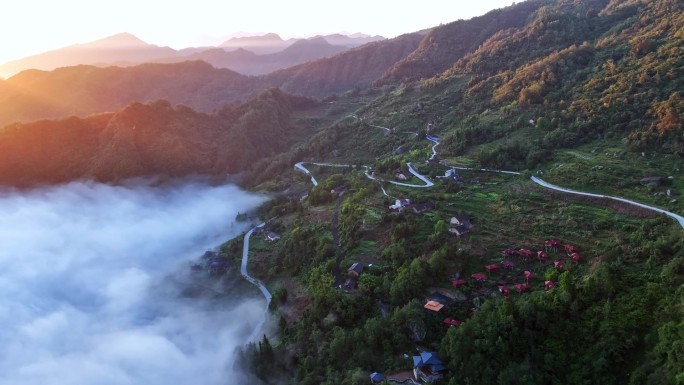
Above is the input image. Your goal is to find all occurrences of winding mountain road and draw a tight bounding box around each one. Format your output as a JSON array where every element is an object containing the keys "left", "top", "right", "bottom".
[
  {"left": 294, "top": 163, "right": 319, "bottom": 186},
  {"left": 241, "top": 223, "right": 273, "bottom": 341},
  {"left": 296, "top": 122, "right": 683, "bottom": 229},
  {"left": 447, "top": 165, "right": 522, "bottom": 176},
  {"left": 295, "top": 162, "right": 434, "bottom": 189},
  {"left": 426, "top": 135, "right": 440, "bottom": 161},
  {"left": 531, "top": 176, "right": 684, "bottom": 229},
  {"left": 369, "top": 123, "right": 391, "bottom": 133}
]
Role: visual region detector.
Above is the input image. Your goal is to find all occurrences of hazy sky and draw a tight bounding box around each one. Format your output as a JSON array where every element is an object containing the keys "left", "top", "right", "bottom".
[
  {"left": 2, "top": 0, "right": 515, "bottom": 62},
  {"left": 0, "top": 180, "right": 267, "bottom": 384}
]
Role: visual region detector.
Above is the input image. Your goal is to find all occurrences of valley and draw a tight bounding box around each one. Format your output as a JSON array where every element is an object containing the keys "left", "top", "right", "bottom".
[{"left": 0, "top": 0, "right": 682, "bottom": 384}]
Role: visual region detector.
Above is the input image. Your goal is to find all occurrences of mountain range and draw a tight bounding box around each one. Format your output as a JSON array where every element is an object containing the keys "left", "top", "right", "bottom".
[
  {"left": 0, "top": 0, "right": 682, "bottom": 187},
  {"left": 0, "top": 32, "right": 384, "bottom": 79}
]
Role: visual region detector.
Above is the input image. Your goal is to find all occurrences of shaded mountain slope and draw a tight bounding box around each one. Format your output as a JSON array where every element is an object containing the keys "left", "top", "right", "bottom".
[
  {"left": 262, "top": 32, "right": 424, "bottom": 98},
  {"left": 0, "top": 61, "right": 256, "bottom": 127},
  {"left": 0, "top": 89, "right": 315, "bottom": 186},
  {"left": 379, "top": 0, "right": 548, "bottom": 83}
]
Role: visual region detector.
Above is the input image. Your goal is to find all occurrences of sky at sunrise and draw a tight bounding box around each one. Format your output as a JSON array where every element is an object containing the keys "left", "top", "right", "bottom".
[{"left": 2, "top": 0, "right": 516, "bottom": 63}]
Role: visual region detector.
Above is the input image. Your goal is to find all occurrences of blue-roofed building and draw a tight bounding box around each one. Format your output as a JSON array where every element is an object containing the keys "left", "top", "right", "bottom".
[
  {"left": 413, "top": 351, "right": 446, "bottom": 383},
  {"left": 370, "top": 372, "right": 385, "bottom": 383}
]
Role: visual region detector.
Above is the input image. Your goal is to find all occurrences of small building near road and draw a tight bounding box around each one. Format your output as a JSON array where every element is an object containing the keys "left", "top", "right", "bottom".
[
  {"left": 266, "top": 232, "right": 281, "bottom": 242},
  {"left": 389, "top": 198, "right": 411, "bottom": 212}
]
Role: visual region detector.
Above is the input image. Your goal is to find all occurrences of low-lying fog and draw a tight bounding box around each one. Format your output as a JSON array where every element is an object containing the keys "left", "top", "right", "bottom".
[{"left": 0, "top": 179, "right": 267, "bottom": 385}]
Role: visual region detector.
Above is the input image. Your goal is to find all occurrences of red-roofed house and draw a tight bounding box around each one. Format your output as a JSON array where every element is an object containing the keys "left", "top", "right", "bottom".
[
  {"left": 471, "top": 273, "right": 488, "bottom": 282},
  {"left": 451, "top": 279, "right": 467, "bottom": 288},
  {"left": 498, "top": 285, "right": 510, "bottom": 296},
  {"left": 564, "top": 244, "right": 578, "bottom": 254},
  {"left": 571, "top": 253, "right": 582, "bottom": 263},
  {"left": 537, "top": 250, "right": 548, "bottom": 262},
  {"left": 545, "top": 239, "right": 560, "bottom": 252},
  {"left": 485, "top": 264, "right": 500, "bottom": 272},
  {"left": 444, "top": 318, "right": 461, "bottom": 327},
  {"left": 545, "top": 280, "right": 556, "bottom": 290},
  {"left": 554, "top": 260, "right": 565, "bottom": 269},
  {"left": 514, "top": 283, "right": 531, "bottom": 293},
  {"left": 519, "top": 249, "right": 533, "bottom": 260},
  {"left": 524, "top": 270, "right": 535, "bottom": 281}
]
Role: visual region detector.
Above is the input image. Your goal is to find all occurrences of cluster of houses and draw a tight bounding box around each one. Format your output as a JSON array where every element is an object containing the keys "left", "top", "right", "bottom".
[
  {"left": 416, "top": 239, "right": 585, "bottom": 348},
  {"left": 449, "top": 239, "right": 584, "bottom": 297}
]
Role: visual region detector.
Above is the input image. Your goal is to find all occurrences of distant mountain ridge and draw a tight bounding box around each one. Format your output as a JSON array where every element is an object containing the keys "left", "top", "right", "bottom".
[
  {"left": 157, "top": 36, "right": 350, "bottom": 75},
  {"left": 0, "top": 30, "right": 421, "bottom": 126},
  {"left": 0, "top": 61, "right": 256, "bottom": 126},
  {"left": 0, "top": 32, "right": 385, "bottom": 78},
  {"left": 0, "top": 33, "right": 176, "bottom": 78}
]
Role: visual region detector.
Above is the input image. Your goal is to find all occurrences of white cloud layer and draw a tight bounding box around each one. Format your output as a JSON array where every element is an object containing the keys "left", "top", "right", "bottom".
[{"left": 0, "top": 180, "right": 267, "bottom": 385}]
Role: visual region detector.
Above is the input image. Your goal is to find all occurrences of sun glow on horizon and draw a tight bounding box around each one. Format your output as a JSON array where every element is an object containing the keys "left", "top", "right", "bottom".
[{"left": 3, "top": 0, "right": 515, "bottom": 63}]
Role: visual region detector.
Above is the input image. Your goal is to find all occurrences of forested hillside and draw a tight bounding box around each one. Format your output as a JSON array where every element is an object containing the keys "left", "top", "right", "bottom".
[
  {"left": 232, "top": 1, "right": 684, "bottom": 385},
  {"left": 0, "top": 89, "right": 315, "bottom": 185},
  {"left": 379, "top": 0, "right": 548, "bottom": 83}
]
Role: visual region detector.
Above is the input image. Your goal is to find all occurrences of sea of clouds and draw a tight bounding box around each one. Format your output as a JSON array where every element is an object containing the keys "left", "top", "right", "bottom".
[{"left": 0, "top": 179, "right": 267, "bottom": 385}]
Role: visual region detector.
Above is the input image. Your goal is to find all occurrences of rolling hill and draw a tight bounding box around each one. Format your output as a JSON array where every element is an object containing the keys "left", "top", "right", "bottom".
[
  {"left": 0, "top": 88, "right": 315, "bottom": 186},
  {"left": 0, "top": 61, "right": 256, "bottom": 127}
]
